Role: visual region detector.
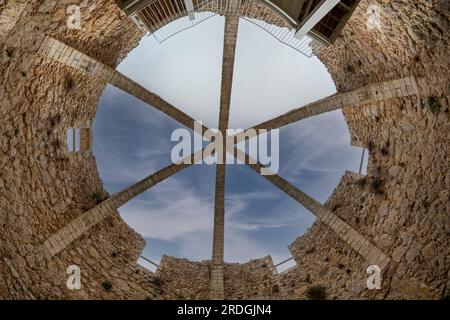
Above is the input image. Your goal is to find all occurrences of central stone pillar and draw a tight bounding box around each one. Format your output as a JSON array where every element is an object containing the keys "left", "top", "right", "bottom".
[{"left": 210, "top": 14, "right": 239, "bottom": 300}]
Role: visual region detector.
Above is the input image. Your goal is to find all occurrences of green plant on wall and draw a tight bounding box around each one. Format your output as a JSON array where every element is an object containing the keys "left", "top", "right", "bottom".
[
  {"left": 306, "top": 285, "right": 327, "bottom": 300},
  {"left": 427, "top": 96, "right": 441, "bottom": 115},
  {"left": 101, "top": 281, "right": 113, "bottom": 292},
  {"left": 92, "top": 191, "right": 103, "bottom": 203},
  {"left": 369, "top": 177, "right": 383, "bottom": 194}
]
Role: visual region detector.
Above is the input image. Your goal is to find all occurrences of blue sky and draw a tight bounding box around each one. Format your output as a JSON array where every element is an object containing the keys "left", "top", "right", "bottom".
[{"left": 93, "top": 16, "right": 367, "bottom": 271}]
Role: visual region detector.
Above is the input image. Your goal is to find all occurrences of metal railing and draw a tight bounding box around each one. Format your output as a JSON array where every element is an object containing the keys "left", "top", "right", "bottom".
[
  {"left": 129, "top": 0, "right": 324, "bottom": 57},
  {"left": 139, "top": 255, "right": 160, "bottom": 269},
  {"left": 274, "top": 256, "right": 294, "bottom": 268},
  {"left": 131, "top": 0, "right": 218, "bottom": 42},
  {"left": 274, "top": 256, "right": 297, "bottom": 274},
  {"left": 242, "top": 16, "right": 320, "bottom": 58}
]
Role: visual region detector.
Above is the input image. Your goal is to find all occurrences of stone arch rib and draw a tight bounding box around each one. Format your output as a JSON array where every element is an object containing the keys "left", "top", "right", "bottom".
[
  {"left": 40, "top": 150, "right": 204, "bottom": 259},
  {"left": 37, "top": 36, "right": 210, "bottom": 134},
  {"left": 233, "top": 147, "right": 391, "bottom": 270}
]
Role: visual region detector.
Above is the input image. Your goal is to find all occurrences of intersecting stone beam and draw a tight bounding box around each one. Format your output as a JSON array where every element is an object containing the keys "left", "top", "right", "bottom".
[
  {"left": 233, "top": 148, "right": 391, "bottom": 270},
  {"left": 37, "top": 36, "right": 209, "bottom": 134},
  {"left": 210, "top": 14, "right": 240, "bottom": 300},
  {"left": 252, "top": 76, "right": 420, "bottom": 131},
  {"left": 219, "top": 15, "right": 239, "bottom": 134},
  {"left": 41, "top": 151, "right": 204, "bottom": 259},
  {"left": 211, "top": 164, "right": 226, "bottom": 299},
  {"left": 225, "top": 76, "right": 420, "bottom": 147}
]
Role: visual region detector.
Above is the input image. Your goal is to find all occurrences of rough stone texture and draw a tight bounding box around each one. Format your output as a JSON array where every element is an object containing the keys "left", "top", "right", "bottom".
[
  {"left": 1, "top": 0, "right": 449, "bottom": 300},
  {"left": 223, "top": 256, "right": 281, "bottom": 300},
  {"left": 280, "top": 0, "right": 449, "bottom": 299},
  {"left": 0, "top": 0, "right": 27, "bottom": 36},
  {"left": 156, "top": 256, "right": 281, "bottom": 300},
  {"left": 41, "top": 161, "right": 190, "bottom": 259},
  {"left": 156, "top": 256, "right": 211, "bottom": 300},
  {"left": 0, "top": 0, "right": 159, "bottom": 299}
]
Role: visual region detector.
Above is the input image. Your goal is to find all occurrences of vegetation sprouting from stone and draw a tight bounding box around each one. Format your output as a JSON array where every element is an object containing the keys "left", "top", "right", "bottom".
[
  {"left": 92, "top": 191, "right": 103, "bottom": 203},
  {"left": 306, "top": 285, "right": 327, "bottom": 300},
  {"left": 356, "top": 177, "right": 367, "bottom": 187},
  {"left": 65, "top": 75, "right": 76, "bottom": 92},
  {"left": 370, "top": 177, "right": 383, "bottom": 194},
  {"left": 367, "top": 141, "right": 375, "bottom": 152},
  {"left": 101, "top": 281, "right": 113, "bottom": 291},
  {"left": 151, "top": 276, "right": 164, "bottom": 288},
  {"left": 5, "top": 48, "right": 13, "bottom": 57}
]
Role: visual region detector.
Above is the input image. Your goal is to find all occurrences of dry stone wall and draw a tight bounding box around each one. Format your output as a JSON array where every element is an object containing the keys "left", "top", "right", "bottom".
[
  {"left": 156, "top": 256, "right": 281, "bottom": 300},
  {"left": 223, "top": 256, "right": 281, "bottom": 300},
  {"left": 0, "top": 0, "right": 158, "bottom": 299},
  {"left": 280, "top": 0, "right": 449, "bottom": 300},
  {"left": 156, "top": 256, "right": 211, "bottom": 300}
]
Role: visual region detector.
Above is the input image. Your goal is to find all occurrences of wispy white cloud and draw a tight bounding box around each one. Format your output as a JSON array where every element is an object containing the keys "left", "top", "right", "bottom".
[
  {"left": 121, "top": 177, "right": 307, "bottom": 262},
  {"left": 120, "top": 176, "right": 214, "bottom": 241},
  {"left": 281, "top": 110, "right": 358, "bottom": 176},
  {"left": 93, "top": 140, "right": 170, "bottom": 188}
]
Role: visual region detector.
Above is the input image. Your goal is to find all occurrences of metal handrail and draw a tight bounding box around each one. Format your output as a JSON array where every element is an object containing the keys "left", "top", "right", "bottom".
[
  {"left": 274, "top": 256, "right": 294, "bottom": 268},
  {"left": 128, "top": 0, "right": 323, "bottom": 57},
  {"left": 139, "top": 255, "right": 159, "bottom": 268}
]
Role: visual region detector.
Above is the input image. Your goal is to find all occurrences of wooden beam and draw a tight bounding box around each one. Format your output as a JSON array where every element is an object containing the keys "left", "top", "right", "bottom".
[{"left": 294, "top": 0, "right": 340, "bottom": 40}]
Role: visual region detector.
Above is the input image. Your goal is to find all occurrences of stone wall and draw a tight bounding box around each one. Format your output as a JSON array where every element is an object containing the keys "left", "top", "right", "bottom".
[
  {"left": 0, "top": 0, "right": 159, "bottom": 299},
  {"left": 0, "top": 0, "right": 27, "bottom": 37},
  {"left": 224, "top": 256, "right": 281, "bottom": 300},
  {"left": 156, "top": 256, "right": 281, "bottom": 300},
  {"left": 156, "top": 256, "right": 211, "bottom": 300}
]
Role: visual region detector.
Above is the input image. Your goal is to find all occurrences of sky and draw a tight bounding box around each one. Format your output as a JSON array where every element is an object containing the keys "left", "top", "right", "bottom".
[{"left": 92, "top": 15, "right": 367, "bottom": 272}]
